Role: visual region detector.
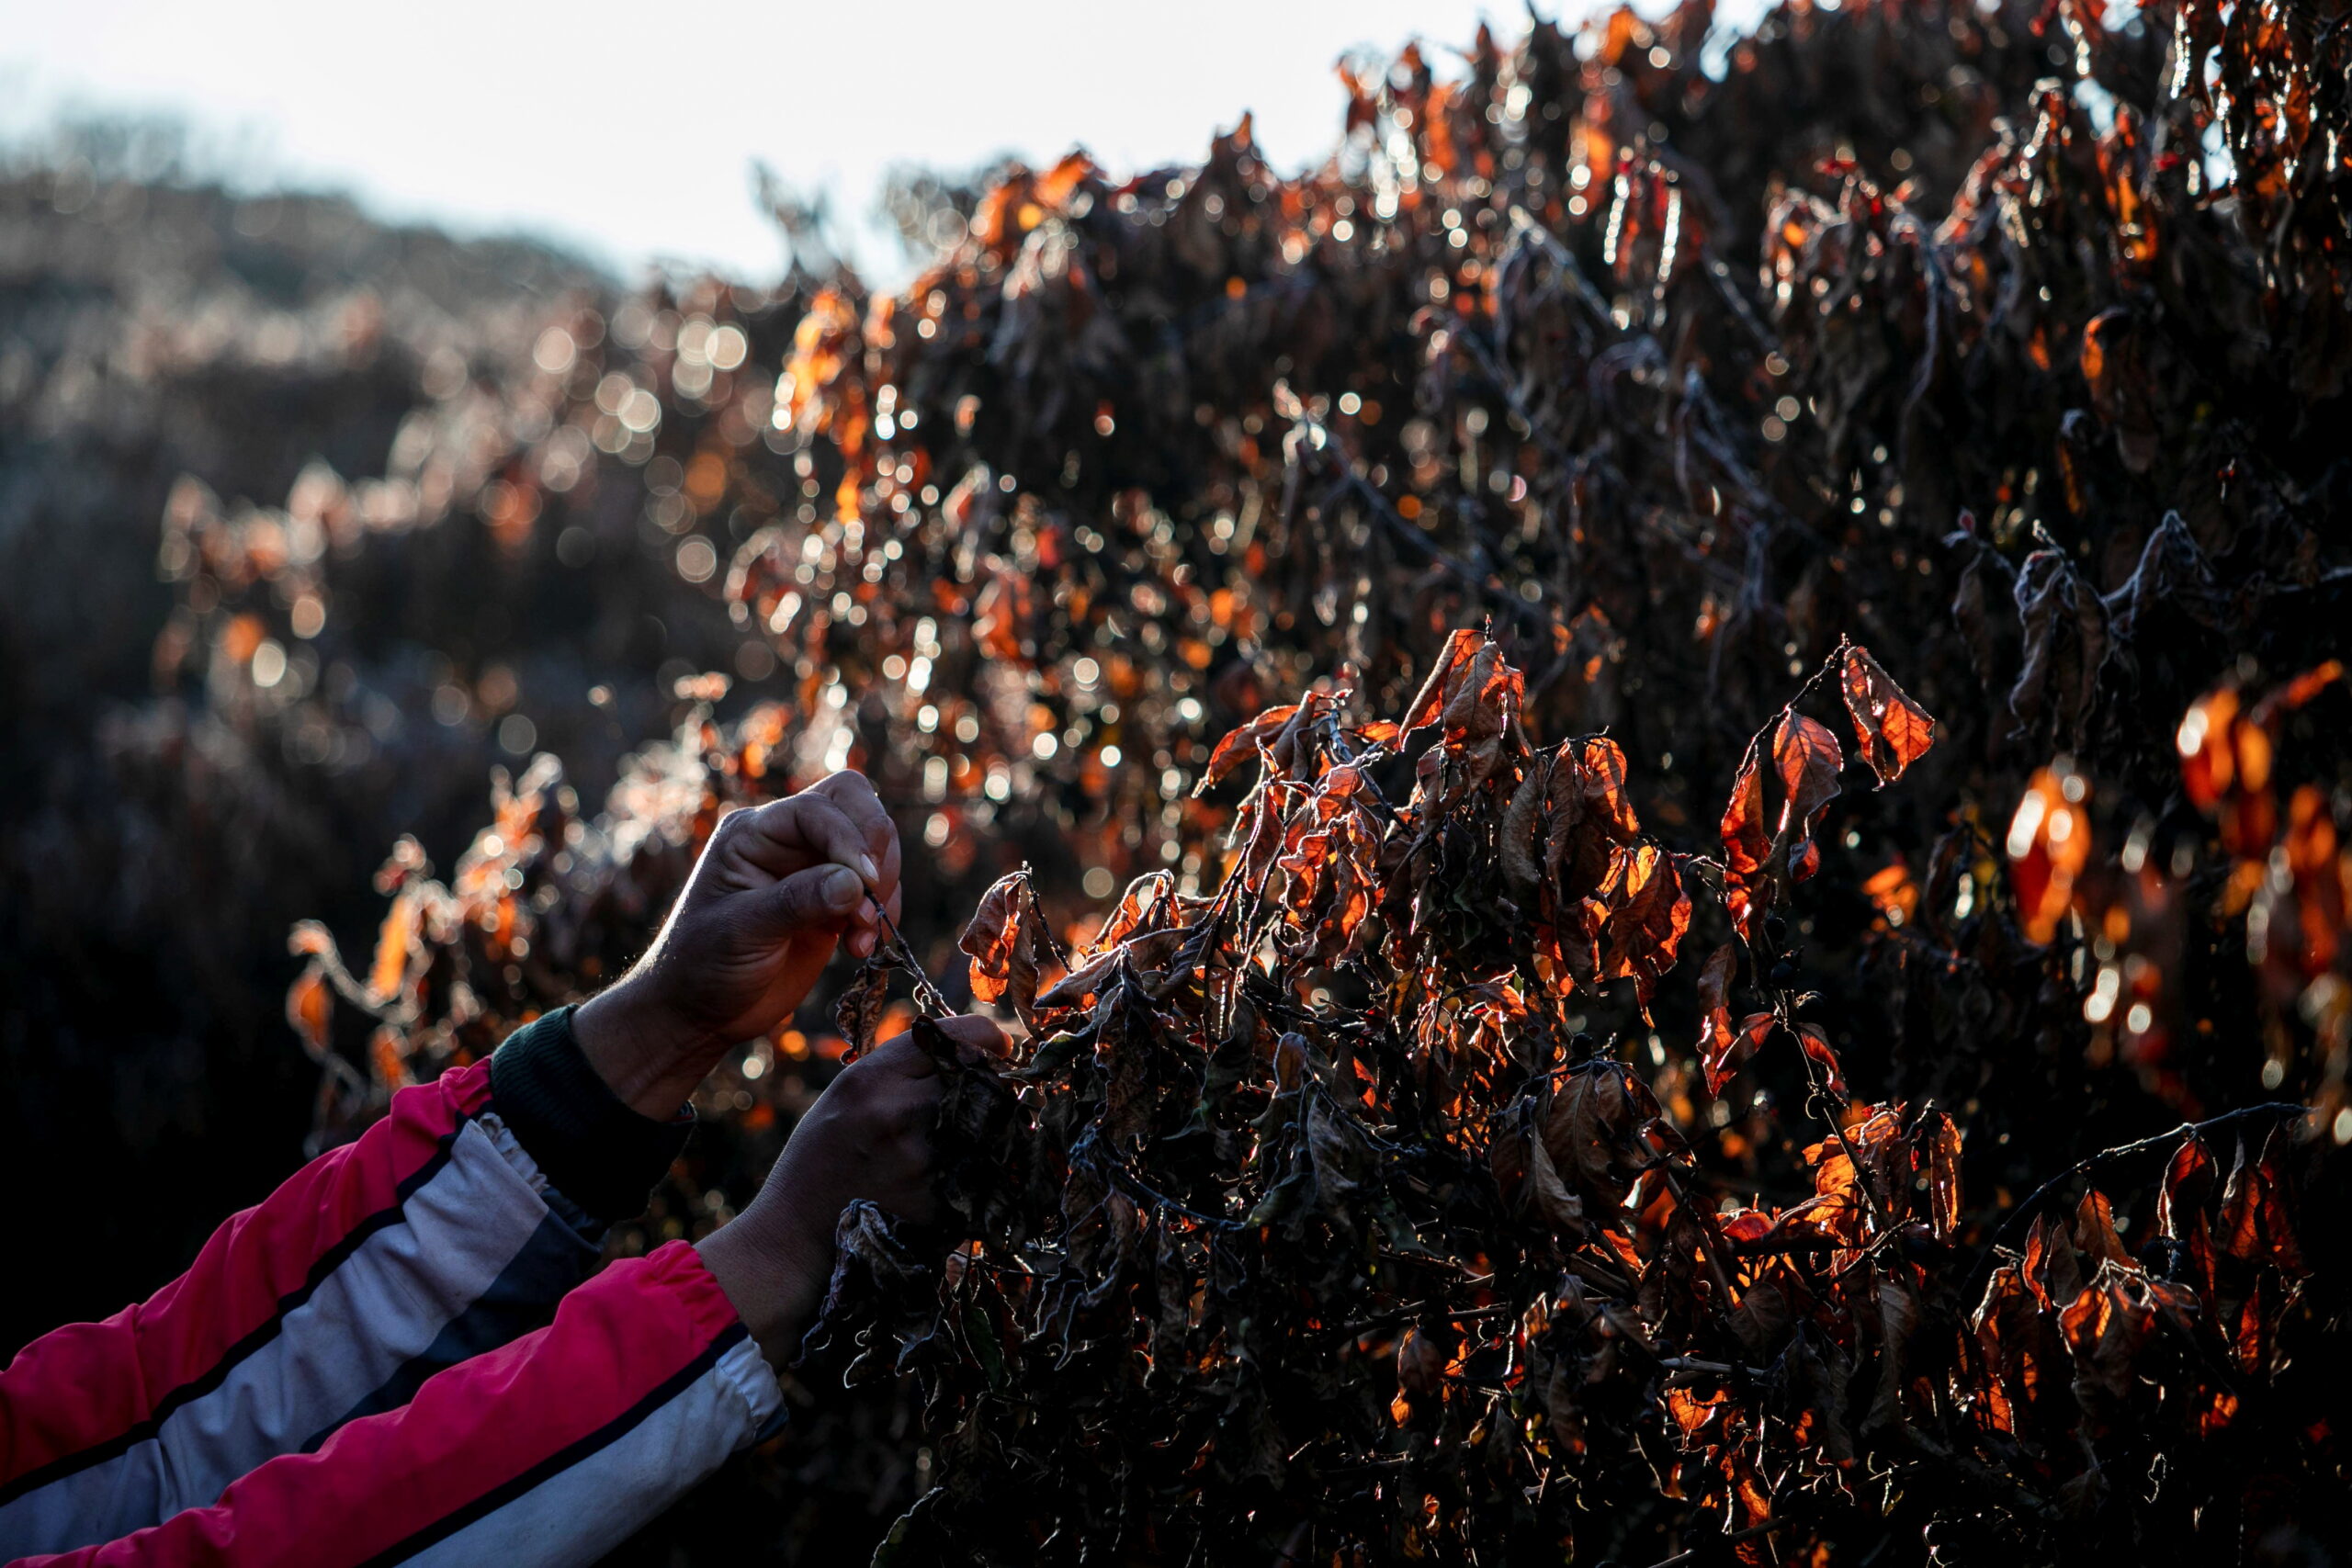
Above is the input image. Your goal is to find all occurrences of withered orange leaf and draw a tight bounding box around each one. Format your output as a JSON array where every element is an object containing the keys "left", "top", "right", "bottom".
[
  {"left": 2248, "top": 658, "right": 2343, "bottom": 726},
  {"left": 1597, "top": 843, "right": 1691, "bottom": 1014},
  {"left": 1577, "top": 737, "right": 1640, "bottom": 840},
  {"left": 1838, "top": 645, "right": 1937, "bottom": 786},
  {"left": 834, "top": 958, "right": 894, "bottom": 1062},
  {"left": 1398, "top": 628, "right": 1485, "bottom": 738},
  {"left": 1695, "top": 943, "right": 1744, "bottom": 1094},
  {"left": 1693, "top": 944, "right": 1769, "bottom": 1090},
  {"left": 959, "top": 871, "right": 1049, "bottom": 1023},
  {"left": 1197, "top": 704, "right": 1300, "bottom": 793},
  {"left": 1719, "top": 735, "right": 1772, "bottom": 940},
  {"left": 1772, "top": 713, "right": 1843, "bottom": 881},
  {"left": 1793, "top": 1022, "right": 1847, "bottom": 1100}
]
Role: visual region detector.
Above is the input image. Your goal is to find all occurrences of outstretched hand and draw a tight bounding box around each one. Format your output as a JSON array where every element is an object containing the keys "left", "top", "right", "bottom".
[
  {"left": 698, "top": 1015, "right": 1011, "bottom": 1367},
  {"left": 573, "top": 770, "right": 904, "bottom": 1118}
]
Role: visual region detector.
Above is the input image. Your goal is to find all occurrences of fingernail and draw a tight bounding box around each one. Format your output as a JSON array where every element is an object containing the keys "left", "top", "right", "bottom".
[
  {"left": 853, "top": 931, "right": 876, "bottom": 957},
  {"left": 825, "top": 866, "right": 863, "bottom": 908},
  {"left": 857, "top": 853, "right": 879, "bottom": 884}
]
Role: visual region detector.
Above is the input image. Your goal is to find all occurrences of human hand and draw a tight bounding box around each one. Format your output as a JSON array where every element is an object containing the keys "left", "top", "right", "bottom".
[
  {"left": 696, "top": 1016, "right": 1011, "bottom": 1364},
  {"left": 572, "top": 771, "right": 902, "bottom": 1118}
]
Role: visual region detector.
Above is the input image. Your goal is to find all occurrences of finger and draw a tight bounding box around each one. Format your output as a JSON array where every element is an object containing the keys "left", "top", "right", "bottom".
[
  {"left": 809, "top": 773, "right": 901, "bottom": 899},
  {"left": 933, "top": 1014, "right": 1013, "bottom": 1063},
  {"left": 742, "top": 863, "right": 866, "bottom": 942},
  {"left": 866, "top": 1030, "right": 943, "bottom": 1080},
  {"left": 725, "top": 795, "right": 877, "bottom": 887}
]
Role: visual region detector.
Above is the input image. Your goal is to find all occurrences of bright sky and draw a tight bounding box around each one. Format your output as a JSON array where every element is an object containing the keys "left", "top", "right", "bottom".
[{"left": 2, "top": 0, "right": 1543, "bottom": 285}]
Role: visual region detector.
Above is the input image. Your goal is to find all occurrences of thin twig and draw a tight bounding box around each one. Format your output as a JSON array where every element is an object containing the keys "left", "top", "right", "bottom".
[
  {"left": 1329, "top": 1303, "right": 1519, "bottom": 1337},
  {"left": 1639, "top": 1518, "right": 1788, "bottom": 1568},
  {"left": 1657, "top": 1355, "right": 1770, "bottom": 1380},
  {"left": 873, "top": 903, "right": 955, "bottom": 1020},
  {"left": 1966, "top": 1101, "right": 2306, "bottom": 1295}
]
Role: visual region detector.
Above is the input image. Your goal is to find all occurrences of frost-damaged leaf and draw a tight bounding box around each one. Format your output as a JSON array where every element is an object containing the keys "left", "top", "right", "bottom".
[
  {"left": 2158, "top": 1134, "right": 2216, "bottom": 1239},
  {"left": 1519, "top": 1126, "right": 1589, "bottom": 1237},
  {"left": 794, "top": 1199, "right": 934, "bottom": 1386},
  {"left": 1306, "top": 1094, "right": 1374, "bottom": 1222},
  {"left": 958, "top": 871, "right": 1048, "bottom": 1024},
  {"left": 1197, "top": 704, "right": 1299, "bottom": 793},
  {"left": 1499, "top": 756, "right": 1548, "bottom": 902},
  {"left": 1695, "top": 943, "right": 1751, "bottom": 1095},
  {"left": 1397, "top": 627, "right": 1485, "bottom": 737},
  {"left": 1793, "top": 1023, "right": 1847, "bottom": 1101},
  {"left": 2008, "top": 548, "right": 2109, "bottom": 750},
  {"left": 914, "top": 1016, "right": 1026, "bottom": 1247},
  {"left": 835, "top": 956, "right": 895, "bottom": 1062},
  {"left": 1427, "top": 637, "right": 1525, "bottom": 798},
  {"left": 2217, "top": 1123, "right": 2306, "bottom": 1275},
  {"left": 1720, "top": 735, "right": 1772, "bottom": 941},
  {"left": 1719, "top": 709, "right": 1840, "bottom": 935},
  {"left": 370, "top": 886, "right": 421, "bottom": 1002},
  {"left": 1919, "top": 1111, "right": 1962, "bottom": 1239},
  {"left": 957, "top": 874, "right": 1023, "bottom": 1001},
  {"left": 1397, "top": 1321, "right": 1453, "bottom": 1398},
  {"left": 1577, "top": 737, "right": 1640, "bottom": 840},
  {"left": 1772, "top": 714, "right": 1843, "bottom": 882},
  {"left": 1597, "top": 843, "right": 1690, "bottom": 1015},
  {"left": 1838, "top": 645, "right": 1936, "bottom": 786}
]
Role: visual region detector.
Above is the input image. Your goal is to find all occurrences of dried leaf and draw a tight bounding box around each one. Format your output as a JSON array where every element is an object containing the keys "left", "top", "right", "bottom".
[
  {"left": 1838, "top": 645, "right": 1937, "bottom": 786},
  {"left": 1695, "top": 943, "right": 1742, "bottom": 1095},
  {"left": 1793, "top": 1023, "right": 1847, "bottom": 1101},
  {"left": 835, "top": 957, "right": 894, "bottom": 1062},
  {"left": 1772, "top": 713, "right": 1843, "bottom": 881}
]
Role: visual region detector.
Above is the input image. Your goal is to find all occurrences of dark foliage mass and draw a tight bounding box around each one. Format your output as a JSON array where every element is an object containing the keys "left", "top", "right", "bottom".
[{"left": 7, "top": 0, "right": 2352, "bottom": 1558}]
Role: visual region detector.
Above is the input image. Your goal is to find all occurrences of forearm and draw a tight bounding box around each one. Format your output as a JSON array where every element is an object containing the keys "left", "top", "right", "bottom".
[
  {"left": 571, "top": 979, "right": 723, "bottom": 1124},
  {"left": 694, "top": 1205, "right": 834, "bottom": 1372},
  {"left": 0, "top": 1009, "right": 686, "bottom": 1559},
  {"left": 14, "top": 1244, "right": 780, "bottom": 1568}
]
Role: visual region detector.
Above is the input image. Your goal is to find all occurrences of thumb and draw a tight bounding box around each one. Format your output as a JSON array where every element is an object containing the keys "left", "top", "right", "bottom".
[{"left": 745, "top": 863, "right": 866, "bottom": 941}]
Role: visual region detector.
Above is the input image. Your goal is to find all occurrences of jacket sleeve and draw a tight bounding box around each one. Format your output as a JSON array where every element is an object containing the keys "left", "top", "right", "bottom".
[
  {"left": 9, "top": 1243, "right": 784, "bottom": 1568},
  {"left": 0, "top": 1008, "right": 690, "bottom": 1562}
]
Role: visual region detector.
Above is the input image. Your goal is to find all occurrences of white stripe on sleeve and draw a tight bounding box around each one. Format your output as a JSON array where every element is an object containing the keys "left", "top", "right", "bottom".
[
  {"left": 0, "top": 1117, "right": 575, "bottom": 1560},
  {"left": 395, "top": 1337, "right": 784, "bottom": 1568}
]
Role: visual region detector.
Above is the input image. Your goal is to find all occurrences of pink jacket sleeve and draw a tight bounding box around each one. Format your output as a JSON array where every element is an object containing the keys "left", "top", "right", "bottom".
[
  {"left": 10, "top": 1242, "right": 783, "bottom": 1568},
  {"left": 0, "top": 1051, "right": 615, "bottom": 1561}
]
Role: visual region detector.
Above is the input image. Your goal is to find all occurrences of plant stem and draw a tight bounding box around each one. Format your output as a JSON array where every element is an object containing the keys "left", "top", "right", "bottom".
[
  {"left": 1966, "top": 1101, "right": 2306, "bottom": 1296},
  {"left": 874, "top": 903, "right": 955, "bottom": 1019},
  {"left": 1639, "top": 1517, "right": 1787, "bottom": 1568}
]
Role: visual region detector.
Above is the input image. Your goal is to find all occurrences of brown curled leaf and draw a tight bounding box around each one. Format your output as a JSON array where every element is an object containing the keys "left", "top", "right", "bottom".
[
  {"left": 958, "top": 871, "right": 1048, "bottom": 1025},
  {"left": 835, "top": 956, "right": 895, "bottom": 1063},
  {"left": 1838, "top": 645, "right": 1937, "bottom": 786},
  {"left": 1197, "top": 704, "right": 1300, "bottom": 793},
  {"left": 1720, "top": 734, "right": 1773, "bottom": 941},
  {"left": 1793, "top": 1022, "right": 1847, "bottom": 1101},
  {"left": 1695, "top": 943, "right": 1740, "bottom": 1095},
  {"left": 1772, "top": 713, "right": 1843, "bottom": 882}
]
